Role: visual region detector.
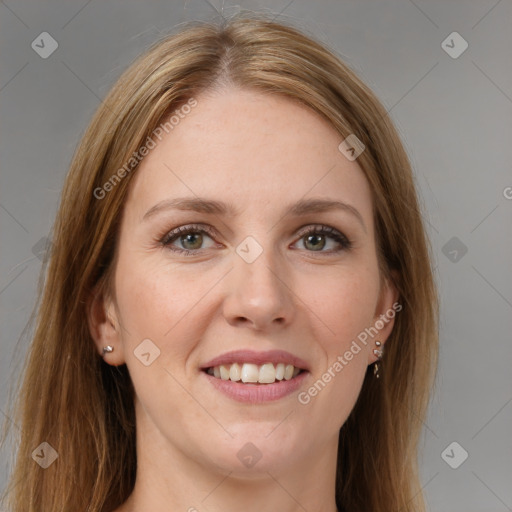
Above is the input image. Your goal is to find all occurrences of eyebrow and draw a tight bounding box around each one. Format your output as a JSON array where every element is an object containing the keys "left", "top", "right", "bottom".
[{"left": 142, "top": 197, "right": 366, "bottom": 231}]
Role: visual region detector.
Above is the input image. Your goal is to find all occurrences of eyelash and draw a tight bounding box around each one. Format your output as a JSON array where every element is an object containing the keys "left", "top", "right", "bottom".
[{"left": 159, "top": 223, "right": 352, "bottom": 256}]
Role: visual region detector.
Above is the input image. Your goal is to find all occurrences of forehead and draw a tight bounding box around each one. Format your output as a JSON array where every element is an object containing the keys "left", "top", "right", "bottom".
[{"left": 124, "top": 87, "right": 373, "bottom": 224}]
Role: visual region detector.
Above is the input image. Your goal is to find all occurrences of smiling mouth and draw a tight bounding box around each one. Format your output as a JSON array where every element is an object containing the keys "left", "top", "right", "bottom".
[{"left": 203, "top": 362, "right": 305, "bottom": 384}]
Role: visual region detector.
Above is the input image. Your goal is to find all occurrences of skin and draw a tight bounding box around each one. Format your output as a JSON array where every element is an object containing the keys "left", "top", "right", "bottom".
[{"left": 88, "top": 87, "right": 398, "bottom": 512}]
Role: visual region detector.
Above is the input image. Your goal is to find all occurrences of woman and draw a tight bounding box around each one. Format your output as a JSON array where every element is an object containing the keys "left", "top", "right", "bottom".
[{"left": 1, "top": 11, "right": 438, "bottom": 512}]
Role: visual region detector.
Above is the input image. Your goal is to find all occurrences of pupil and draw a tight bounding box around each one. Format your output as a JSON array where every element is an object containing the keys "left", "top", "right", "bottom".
[
  {"left": 306, "top": 234, "right": 325, "bottom": 251},
  {"left": 183, "top": 233, "right": 202, "bottom": 249}
]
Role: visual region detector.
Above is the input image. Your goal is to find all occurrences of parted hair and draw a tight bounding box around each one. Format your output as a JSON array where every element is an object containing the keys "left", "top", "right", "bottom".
[{"left": 1, "top": 11, "right": 438, "bottom": 512}]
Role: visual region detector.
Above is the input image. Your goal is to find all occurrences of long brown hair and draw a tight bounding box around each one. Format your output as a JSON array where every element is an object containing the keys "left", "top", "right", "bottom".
[{"left": 1, "top": 11, "right": 438, "bottom": 512}]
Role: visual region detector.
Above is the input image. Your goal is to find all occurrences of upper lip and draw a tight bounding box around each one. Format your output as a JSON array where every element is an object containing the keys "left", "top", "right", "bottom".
[{"left": 201, "top": 349, "right": 310, "bottom": 371}]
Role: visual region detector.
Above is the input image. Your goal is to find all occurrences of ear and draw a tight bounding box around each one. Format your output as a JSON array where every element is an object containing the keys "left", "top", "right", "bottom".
[
  {"left": 368, "top": 269, "right": 401, "bottom": 364},
  {"left": 86, "top": 285, "right": 126, "bottom": 366}
]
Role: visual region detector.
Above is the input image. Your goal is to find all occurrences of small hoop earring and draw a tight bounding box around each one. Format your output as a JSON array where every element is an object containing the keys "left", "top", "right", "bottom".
[{"left": 102, "top": 345, "right": 114, "bottom": 355}]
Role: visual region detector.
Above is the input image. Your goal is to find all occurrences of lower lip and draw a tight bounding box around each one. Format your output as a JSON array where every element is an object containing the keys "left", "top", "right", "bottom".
[{"left": 202, "top": 370, "right": 309, "bottom": 403}]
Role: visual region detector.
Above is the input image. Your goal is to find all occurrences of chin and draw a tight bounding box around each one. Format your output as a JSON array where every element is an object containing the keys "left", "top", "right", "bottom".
[{"left": 201, "top": 428, "right": 307, "bottom": 476}]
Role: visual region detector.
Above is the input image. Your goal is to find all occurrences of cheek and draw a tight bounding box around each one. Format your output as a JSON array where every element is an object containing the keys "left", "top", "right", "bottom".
[
  {"left": 294, "top": 269, "right": 377, "bottom": 427},
  {"left": 113, "top": 254, "right": 223, "bottom": 362},
  {"left": 297, "top": 262, "right": 380, "bottom": 350},
  {"left": 115, "top": 248, "right": 380, "bottom": 358}
]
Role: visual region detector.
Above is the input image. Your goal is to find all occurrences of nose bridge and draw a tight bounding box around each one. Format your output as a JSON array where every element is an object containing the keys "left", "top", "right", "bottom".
[
  {"left": 238, "top": 242, "right": 282, "bottom": 289},
  {"left": 223, "top": 233, "right": 295, "bottom": 329},
  {"left": 235, "top": 235, "right": 287, "bottom": 299}
]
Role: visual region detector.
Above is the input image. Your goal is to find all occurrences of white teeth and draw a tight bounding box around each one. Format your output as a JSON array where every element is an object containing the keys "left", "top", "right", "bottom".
[
  {"left": 219, "top": 365, "right": 230, "bottom": 380},
  {"left": 206, "top": 362, "right": 303, "bottom": 384},
  {"left": 259, "top": 363, "right": 276, "bottom": 384},
  {"left": 229, "top": 363, "right": 241, "bottom": 381},
  {"left": 241, "top": 363, "right": 259, "bottom": 383}
]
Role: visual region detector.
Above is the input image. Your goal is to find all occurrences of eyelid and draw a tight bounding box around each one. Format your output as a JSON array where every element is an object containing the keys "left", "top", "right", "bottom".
[
  {"left": 159, "top": 223, "right": 217, "bottom": 246},
  {"left": 293, "top": 224, "right": 352, "bottom": 251},
  {"left": 159, "top": 222, "right": 352, "bottom": 254},
  {"left": 295, "top": 223, "right": 347, "bottom": 240}
]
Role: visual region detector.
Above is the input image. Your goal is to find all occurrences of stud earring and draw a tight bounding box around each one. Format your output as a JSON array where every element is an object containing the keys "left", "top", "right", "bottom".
[
  {"left": 373, "top": 340, "right": 383, "bottom": 379},
  {"left": 102, "top": 345, "right": 114, "bottom": 355},
  {"left": 373, "top": 340, "right": 383, "bottom": 358}
]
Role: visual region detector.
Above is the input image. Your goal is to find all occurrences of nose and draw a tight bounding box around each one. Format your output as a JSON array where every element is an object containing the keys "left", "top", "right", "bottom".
[{"left": 222, "top": 246, "right": 295, "bottom": 332}]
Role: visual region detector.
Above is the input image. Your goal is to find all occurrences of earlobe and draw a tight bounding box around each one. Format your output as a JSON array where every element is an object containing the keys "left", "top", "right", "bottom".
[
  {"left": 86, "top": 287, "right": 125, "bottom": 366},
  {"left": 369, "top": 271, "right": 400, "bottom": 363}
]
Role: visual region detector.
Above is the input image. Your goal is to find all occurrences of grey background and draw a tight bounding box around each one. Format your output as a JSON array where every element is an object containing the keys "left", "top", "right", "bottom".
[{"left": 1, "top": 1, "right": 511, "bottom": 511}]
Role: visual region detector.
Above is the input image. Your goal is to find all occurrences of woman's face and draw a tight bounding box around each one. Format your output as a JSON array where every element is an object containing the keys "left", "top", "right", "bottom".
[{"left": 91, "top": 87, "right": 398, "bottom": 477}]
